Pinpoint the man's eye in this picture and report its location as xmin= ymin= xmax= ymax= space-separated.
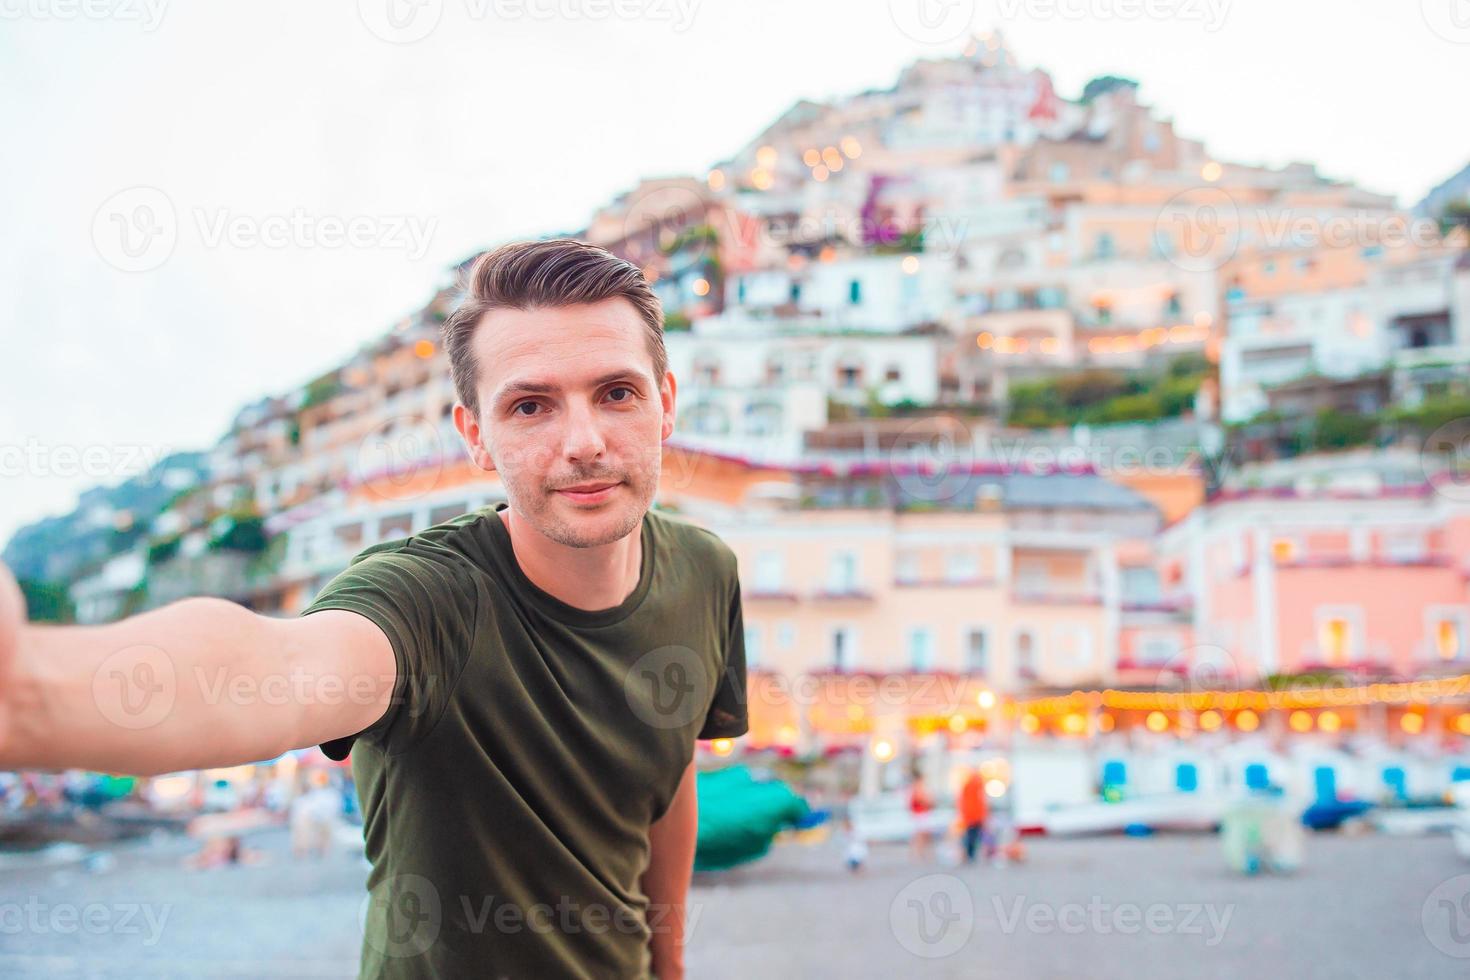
xmin=513 ymin=401 xmax=540 ymax=416
xmin=607 ymin=386 xmax=635 ymax=402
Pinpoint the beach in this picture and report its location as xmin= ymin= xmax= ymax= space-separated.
xmin=0 ymin=825 xmax=1463 ymax=978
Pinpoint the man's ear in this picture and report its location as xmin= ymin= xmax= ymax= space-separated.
xmin=660 ymin=370 xmax=677 ymax=441
xmin=452 ymin=403 xmax=495 ymax=472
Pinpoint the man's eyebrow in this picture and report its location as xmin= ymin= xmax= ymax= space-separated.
xmin=491 ymin=369 xmax=650 ymax=408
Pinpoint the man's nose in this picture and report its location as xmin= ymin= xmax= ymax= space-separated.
xmin=560 ymin=398 xmax=607 ymax=463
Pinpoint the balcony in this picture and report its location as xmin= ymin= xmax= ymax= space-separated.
xmin=810 ymin=587 xmax=875 ymax=603
xmin=744 ymin=587 xmax=801 ymax=603
xmin=1010 ymin=590 xmax=1103 ymax=607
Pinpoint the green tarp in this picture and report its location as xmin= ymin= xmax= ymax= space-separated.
xmin=694 ymin=766 xmax=810 ymax=872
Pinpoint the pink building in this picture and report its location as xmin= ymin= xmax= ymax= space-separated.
xmin=1159 ymin=452 xmax=1470 ymax=680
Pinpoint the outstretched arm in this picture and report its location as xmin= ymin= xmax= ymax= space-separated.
xmin=0 ymin=560 xmax=396 ymax=777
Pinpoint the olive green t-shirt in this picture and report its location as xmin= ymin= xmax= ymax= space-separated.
xmin=299 ymin=502 xmax=748 ymax=980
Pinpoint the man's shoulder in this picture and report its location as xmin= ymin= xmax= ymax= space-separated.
xmin=646 ymin=507 xmax=736 ymax=581
xmin=344 ymin=507 xmax=492 ymax=570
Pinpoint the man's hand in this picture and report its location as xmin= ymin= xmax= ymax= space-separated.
xmin=0 ymin=561 xmax=25 ymax=756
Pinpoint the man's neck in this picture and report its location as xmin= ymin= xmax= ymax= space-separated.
xmin=498 ymin=506 xmax=643 ymax=612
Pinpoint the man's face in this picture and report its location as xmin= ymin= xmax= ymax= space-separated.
xmin=454 ymin=297 xmax=675 ymax=548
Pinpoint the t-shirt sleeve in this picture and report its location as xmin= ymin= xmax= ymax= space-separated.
xmin=298 ymin=546 xmax=477 ymax=760
xmin=697 ymin=563 xmax=749 ymax=741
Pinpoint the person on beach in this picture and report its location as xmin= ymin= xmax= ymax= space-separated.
xmin=908 ymin=773 xmax=935 ymax=861
xmin=957 ymin=767 xmax=990 ymax=865
xmin=0 ymin=240 xmax=748 ymax=980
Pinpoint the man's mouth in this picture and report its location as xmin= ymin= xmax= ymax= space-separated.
xmin=554 ymin=481 xmax=621 ymax=503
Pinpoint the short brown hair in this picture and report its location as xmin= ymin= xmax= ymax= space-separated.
xmin=441 ymin=238 xmax=667 ymax=417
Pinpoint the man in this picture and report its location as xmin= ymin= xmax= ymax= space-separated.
xmin=0 ymin=239 xmax=748 ymax=979
xmin=957 ymin=767 xmax=989 ymax=864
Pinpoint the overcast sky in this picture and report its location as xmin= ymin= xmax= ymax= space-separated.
xmin=2 ymin=0 xmax=1466 ymax=547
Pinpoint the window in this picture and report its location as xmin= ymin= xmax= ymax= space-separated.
xmin=1015 ymin=630 xmax=1037 ymax=679
xmin=744 ymin=626 xmax=762 ymax=669
xmin=777 ymin=621 xmax=796 ymax=649
xmin=908 ymin=628 xmax=935 ymax=672
xmin=1435 ymin=618 xmax=1463 ymax=661
xmin=1383 ymin=531 xmax=1426 ymax=563
xmin=754 ymin=550 xmax=785 ymax=591
xmin=896 ymin=551 xmax=920 ymax=584
xmin=1319 ymin=617 xmax=1352 ymax=665
xmin=1271 ymin=538 xmax=1298 ymax=564
xmin=848 ymin=279 xmax=862 ymax=305
xmin=832 ymin=627 xmax=854 ymax=672
xmin=1137 ymin=632 xmax=1180 ymax=665
xmin=1315 ymin=607 xmax=1363 ymax=665
xmin=1166 ymin=292 xmax=1182 ymax=317
xmin=964 ymin=629 xmax=989 ymax=674
xmin=789 ymin=282 xmax=803 ymax=303
xmin=828 ymin=551 xmax=859 ymax=592
xmin=945 ymin=551 xmax=977 ymax=582
xmin=1094 ymin=233 xmax=1116 ymax=261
